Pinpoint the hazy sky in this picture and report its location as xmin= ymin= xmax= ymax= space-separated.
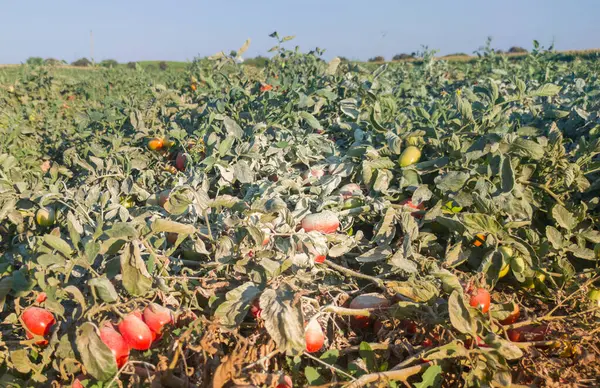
xmin=1 ymin=0 xmax=599 ymax=63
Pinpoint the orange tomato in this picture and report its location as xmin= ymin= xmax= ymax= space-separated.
xmin=148 ymin=138 xmax=164 ymax=151
xmin=260 ymin=84 xmax=273 ymax=92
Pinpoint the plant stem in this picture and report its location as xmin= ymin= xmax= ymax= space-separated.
xmin=343 ymin=361 xmax=433 ymax=388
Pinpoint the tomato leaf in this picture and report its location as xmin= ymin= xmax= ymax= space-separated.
xmin=259 ymin=286 xmax=305 ymax=355
xmin=120 ymin=240 xmax=152 ymax=296
xmin=76 ymin=322 xmax=118 ymax=381
xmin=214 ymin=282 xmax=261 ymax=329
xmin=448 ymin=290 xmax=473 ymax=334
xmin=414 ymin=364 xmax=443 ymax=388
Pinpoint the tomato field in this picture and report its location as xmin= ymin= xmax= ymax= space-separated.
xmin=1 ymin=37 xmax=600 ymax=387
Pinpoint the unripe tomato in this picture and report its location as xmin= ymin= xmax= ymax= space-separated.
xmin=522 ymin=272 xmax=546 ymax=289
xmin=349 ymin=293 xmax=390 ymax=330
xmin=120 ymin=196 xmax=135 ymax=209
xmin=305 ymin=319 xmax=325 ymax=353
xmin=175 ymin=152 xmax=187 ymax=171
xmin=148 ymin=138 xmax=164 ymax=151
xmin=472 ymin=233 xmax=486 ymax=247
xmin=343 ymin=198 xmax=364 ymax=209
xmin=498 ymin=247 xmax=513 ymax=279
xmin=469 ymin=288 xmax=491 ymax=313
xmin=99 ymin=322 xmax=130 ymax=368
xmin=36 ymin=206 xmax=55 ymax=227
xmin=22 ymin=307 xmax=55 ymax=343
xmin=399 ymin=146 xmax=421 ymax=167
xmin=301 ymin=211 xmax=339 ymax=234
xmin=443 ymin=200 xmax=462 ymax=213
xmin=588 ymin=288 xmax=600 ymax=307
xmin=499 ymin=303 xmax=520 ymax=325
xmin=142 ymin=303 xmax=173 ymax=335
xmin=261 ymin=228 xmax=271 ymax=246
xmin=118 ymin=313 xmax=153 ymax=351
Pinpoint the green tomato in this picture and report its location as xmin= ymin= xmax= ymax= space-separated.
xmin=522 ymin=272 xmax=545 ymax=289
xmin=399 ymin=146 xmax=421 ymax=167
xmin=443 ymin=200 xmax=463 ymax=213
xmin=343 ymin=198 xmax=364 ymax=209
xmin=588 ymin=288 xmax=600 ymax=306
xmin=36 ymin=206 xmax=56 ymax=227
xmin=120 ymin=196 xmax=135 ymax=209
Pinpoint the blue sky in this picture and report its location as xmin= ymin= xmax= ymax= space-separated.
xmin=1 ymin=0 xmax=599 ymax=63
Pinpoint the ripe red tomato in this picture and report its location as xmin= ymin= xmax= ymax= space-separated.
xmin=118 ymin=313 xmax=153 ymax=351
xmin=399 ymin=199 xmax=425 ymax=218
xmin=250 ymin=299 xmax=262 ymax=319
xmin=22 ymin=307 xmax=55 ymax=343
xmin=469 ymin=288 xmax=491 ymax=313
xmin=175 ymin=152 xmax=187 ymax=171
xmin=166 ymin=232 xmax=178 ymax=245
xmin=305 ymin=319 xmax=325 ymax=353
xmin=142 ymin=303 xmax=173 ymax=335
xmin=275 ymin=375 xmax=293 ymax=388
xmin=314 ymin=255 xmax=326 ymax=263
xmin=36 ymin=292 xmax=47 ymax=303
xmin=339 ymin=183 xmax=362 ymax=199
xmin=400 ymin=319 xmax=418 ymax=334
xmin=301 ymin=211 xmax=340 ymax=234
xmin=507 ymin=325 xmax=548 ymax=342
xmin=422 ymin=338 xmax=433 ymax=347
xmin=499 ymin=304 xmax=520 ymax=325
xmin=99 ymin=322 xmax=130 ymax=368
xmin=148 ymin=138 xmax=164 ymax=151
xmin=349 ymin=294 xmax=390 ymax=330
xmin=71 ymin=375 xmax=90 ymax=388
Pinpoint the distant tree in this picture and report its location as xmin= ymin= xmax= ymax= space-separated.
xmin=244 ymin=56 xmax=269 ymax=67
xmin=392 ymin=53 xmax=414 ymax=61
xmin=494 ymin=49 xmax=505 ymax=55
xmin=72 ymin=58 xmax=92 ymax=67
xmin=159 ymin=61 xmax=168 ymax=71
xmin=145 ymin=64 xmax=157 ymax=72
xmin=508 ymin=46 xmax=528 ymax=54
xmin=127 ymin=62 xmax=137 ymax=69
xmin=100 ymin=59 xmax=119 ymax=68
xmin=368 ymin=56 xmax=385 ymax=63
xmin=444 ymin=53 xmax=468 ymax=57
xmin=26 ymin=57 xmax=44 ymax=66
xmin=44 ymin=58 xmax=62 ymax=66
xmin=338 ymin=56 xmax=350 ymax=62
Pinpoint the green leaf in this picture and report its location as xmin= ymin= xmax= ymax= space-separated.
xmin=305 ymin=366 xmax=325 ymax=385
xmin=530 ymin=83 xmax=561 ymax=97
xmin=434 ymin=171 xmax=469 ymax=193
xmin=359 ymin=342 xmax=376 ymax=372
xmin=448 ymin=290 xmax=473 ymax=334
xmin=500 ymin=157 xmax=515 ymax=193
xmin=88 ymin=276 xmax=119 ymax=303
xmin=546 ymin=226 xmax=563 ymax=249
xmin=151 ymin=219 xmax=196 ymax=235
xmin=9 ymin=349 xmax=32 ymax=374
xmin=510 ymin=138 xmax=544 ymax=160
xmin=214 ymin=282 xmax=261 ymax=329
xmin=0 ymin=276 xmax=12 ymax=312
xmin=120 ymin=241 xmax=152 ymax=296
xmin=461 ymin=213 xmax=501 ymax=235
xmin=260 ymin=286 xmax=305 ymax=355
xmin=43 ymin=234 xmax=73 ymax=257
xmin=299 ymin=111 xmax=322 ymax=130
xmin=414 ymin=364 xmax=443 ymax=388
xmin=223 ymin=116 xmax=243 ymax=137
xmin=63 ymin=285 xmax=86 ymax=317
xmin=551 ymin=204 xmax=578 ymax=231
xmin=76 ymin=322 xmax=118 ymax=381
